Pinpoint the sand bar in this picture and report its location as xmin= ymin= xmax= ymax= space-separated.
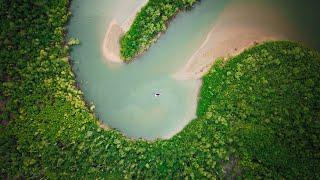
xmin=173 ymin=2 xmax=296 ymax=80
xmin=102 ymin=0 xmax=148 ymax=63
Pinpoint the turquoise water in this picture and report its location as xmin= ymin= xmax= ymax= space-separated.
xmin=68 ymin=0 xmax=320 ymax=140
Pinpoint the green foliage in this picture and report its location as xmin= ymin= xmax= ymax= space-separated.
xmin=198 ymin=41 xmax=320 ymax=178
xmin=120 ymin=0 xmax=198 ymax=62
xmin=0 ymin=0 xmax=319 ymax=179
xmin=67 ymin=37 xmax=80 ymax=46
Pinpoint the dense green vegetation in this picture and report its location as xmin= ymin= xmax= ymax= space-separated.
xmin=120 ymin=0 xmax=198 ymax=61
xmin=1 ymin=0 xmax=319 ymax=179
xmin=198 ymin=41 xmax=320 ymax=178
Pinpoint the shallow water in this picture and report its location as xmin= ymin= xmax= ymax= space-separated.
xmin=68 ymin=0 xmax=320 ymax=140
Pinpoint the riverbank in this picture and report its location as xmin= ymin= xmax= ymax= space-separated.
xmin=173 ymin=2 xmax=295 ymax=80
xmin=102 ymin=0 xmax=148 ymax=63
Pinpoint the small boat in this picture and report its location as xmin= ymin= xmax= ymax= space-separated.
xmin=154 ymin=93 xmax=161 ymax=97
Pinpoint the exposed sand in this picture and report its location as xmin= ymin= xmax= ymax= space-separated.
xmin=102 ymin=20 xmax=124 ymax=63
xmin=102 ymin=0 xmax=148 ymax=63
xmin=173 ymin=2 xmax=296 ymax=80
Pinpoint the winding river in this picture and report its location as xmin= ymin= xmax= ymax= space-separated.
xmin=68 ymin=0 xmax=320 ymax=140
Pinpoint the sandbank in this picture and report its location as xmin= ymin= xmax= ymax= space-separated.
xmin=102 ymin=0 xmax=148 ymax=63
xmin=173 ymin=2 xmax=296 ymax=80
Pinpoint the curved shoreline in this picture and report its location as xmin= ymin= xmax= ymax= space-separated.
xmin=101 ymin=0 xmax=298 ymax=139
xmin=173 ymin=2 xmax=295 ymax=80
xmin=102 ymin=0 xmax=148 ymax=63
